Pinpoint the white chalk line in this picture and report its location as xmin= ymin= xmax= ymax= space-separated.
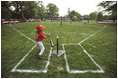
xmin=62 ymin=26 xmax=106 ymax=46
xmin=55 ymin=31 xmax=90 ymax=36
xmin=78 ymin=26 xmax=106 ymax=44
xmin=79 ymin=44 xmax=104 ymax=73
xmin=10 ymin=24 xmax=53 ymax=73
xmin=13 ymin=69 xmax=46 ymax=73
xmin=11 ymin=44 xmax=37 ymax=72
xmin=62 ymin=44 xmax=104 ymax=73
xmin=88 ymin=43 xmax=97 ymax=48
xmin=11 ymin=45 xmax=53 ymax=73
xmin=62 ymin=44 xmax=70 ymax=72
xmin=62 ymin=26 xmax=106 ymax=73
xmin=54 ymin=31 xmax=76 ymax=34
xmin=44 ymin=47 xmax=53 ymax=72
xmin=69 ymin=70 xmax=104 ymax=73
xmin=9 ymin=23 xmax=105 ymax=73
xmin=80 ymin=33 xmax=90 ymax=36
xmin=9 ymin=24 xmax=35 ymax=43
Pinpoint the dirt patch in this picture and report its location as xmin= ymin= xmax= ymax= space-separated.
xmin=57 ymin=66 xmax=64 ymax=71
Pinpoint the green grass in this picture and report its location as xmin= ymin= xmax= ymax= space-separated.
xmin=1 ymin=21 xmax=117 ymax=78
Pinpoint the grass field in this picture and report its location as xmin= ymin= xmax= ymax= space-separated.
xmin=1 ymin=21 xmax=117 ymax=78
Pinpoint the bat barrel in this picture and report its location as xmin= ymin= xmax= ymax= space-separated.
xmin=49 ymin=35 xmax=54 ymax=47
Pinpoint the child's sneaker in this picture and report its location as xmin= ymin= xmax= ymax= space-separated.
xmin=37 ymin=55 xmax=43 ymax=60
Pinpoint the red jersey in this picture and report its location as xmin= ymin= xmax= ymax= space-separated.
xmin=36 ymin=31 xmax=47 ymax=41
xmin=35 ymin=25 xmax=47 ymax=42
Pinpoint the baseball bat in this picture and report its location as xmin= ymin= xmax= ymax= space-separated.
xmin=49 ymin=35 xmax=54 ymax=47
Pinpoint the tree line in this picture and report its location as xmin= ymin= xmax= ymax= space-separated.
xmin=1 ymin=1 xmax=117 ymax=21
xmin=1 ymin=1 xmax=59 ymax=21
xmin=83 ymin=1 xmax=117 ymax=21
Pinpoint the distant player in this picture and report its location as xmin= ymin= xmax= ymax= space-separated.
xmin=36 ymin=25 xmax=50 ymax=60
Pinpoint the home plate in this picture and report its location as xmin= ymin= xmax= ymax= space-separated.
xmin=53 ymin=50 xmax=64 ymax=57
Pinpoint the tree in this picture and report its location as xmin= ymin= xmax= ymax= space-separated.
xmin=68 ymin=10 xmax=76 ymax=21
xmin=97 ymin=12 xmax=103 ymax=19
xmin=37 ymin=2 xmax=46 ymax=20
xmin=75 ymin=12 xmax=81 ymax=19
xmin=24 ymin=8 xmax=38 ymax=19
xmin=89 ymin=12 xmax=97 ymax=20
xmin=103 ymin=15 xmax=112 ymax=20
xmin=46 ymin=3 xmax=59 ymax=20
xmin=98 ymin=1 xmax=117 ymax=20
xmin=9 ymin=1 xmax=39 ymax=19
xmin=68 ymin=10 xmax=81 ymax=21
xmin=1 ymin=1 xmax=12 ymax=20
xmin=83 ymin=15 xmax=89 ymax=20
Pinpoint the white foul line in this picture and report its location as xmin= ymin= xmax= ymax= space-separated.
xmin=9 ymin=24 xmax=35 ymax=43
xmin=63 ymin=26 xmax=106 ymax=73
xmin=79 ymin=26 xmax=106 ymax=44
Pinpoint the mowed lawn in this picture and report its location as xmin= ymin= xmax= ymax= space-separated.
xmin=1 ymin=21 xmax=117 ymax=78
